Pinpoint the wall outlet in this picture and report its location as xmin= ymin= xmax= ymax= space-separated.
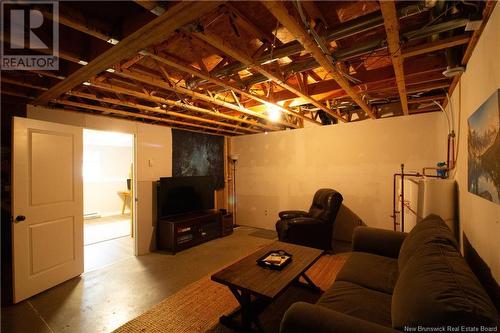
xmin=264 ymin=209 xmax=269 ymax=216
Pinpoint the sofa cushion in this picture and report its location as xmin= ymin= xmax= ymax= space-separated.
xmin=398 ymin=214 xmax=458 ymax=270
xmin=318 ymin=281 xmax=393 ymax=327
xmin=392 ymin=242 xmax=499 ymax=330
xmin=336 ymin=252 xmax=398 ymax=294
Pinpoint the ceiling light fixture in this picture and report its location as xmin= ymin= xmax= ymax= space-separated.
xmin=107 ymin=38 xmax=119 ymax=45
xmin=442 ymin=66 xmax=465 ymax=78
xmin=265 ymin=103 xmax=281 ymax=122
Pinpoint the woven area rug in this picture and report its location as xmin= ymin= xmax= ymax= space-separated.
xmin=113 ymin=253 xmax=348 ymax=333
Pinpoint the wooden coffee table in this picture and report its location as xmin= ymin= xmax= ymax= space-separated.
xmin=211 ymin=241 xmax=323 ymax=332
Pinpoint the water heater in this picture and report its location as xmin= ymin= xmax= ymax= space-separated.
xmin=416 ymin=178 xmax=457 ymax=235
xmin=399 ymin=178 xmax=457 ymax=235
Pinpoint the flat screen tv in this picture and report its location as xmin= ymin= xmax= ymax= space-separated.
xmin=157 ymin=176 xmax=215 ymax=218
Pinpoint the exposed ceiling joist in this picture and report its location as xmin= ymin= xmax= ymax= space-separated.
xmin=380 ymin=0 xmax=409 ymax=116
xmin=55 ymin=99 xmax=242 ymax=135
xmin=86 ymin=81 xmax=273 ymax=131
xmin=144 ymin=51 xmax=319 ymax=126
xmin=246 ymin=62 xmax=447 ymax=109
xmin=38 ymin=4 xmax=117 ymax=43
xmin=407 ymin=95 xmax=446 ymax=104
xmin=225 ymin=3 xmax=275 ymax=43
xmin=261 ymin=1 xmax=376 ymax=120
xmin=134 ymin=0 xmax=167 ymax=16
xmin=190 ymin=2 xmax=433 ymax=88
xmin=2 ymin=90 xmax=34 ymax=99
xmin=460 ymin=0 xmax=497 ymax=66
xmin=114 ymin=69 xmax=290 ymax=130
xmin=445 ymin=0 xmax=497 ymax=109
xmin=1 ymin=78 xmax=48 ymax=91
xmin=402 ymin=35 xmax=471 ymax=59
xmin=33 ymin=1 xmax=224 ymax=105
xmin=193 ymin=30 xmax=347 ymax=122
xmin=30 ymin=70 xmax=66 ymax=80
xmin=65 ymin=91 xmax=260 ymax=133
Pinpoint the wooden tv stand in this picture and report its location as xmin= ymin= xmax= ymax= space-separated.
xmin=156 ymin=210 xmax=222 ymax=254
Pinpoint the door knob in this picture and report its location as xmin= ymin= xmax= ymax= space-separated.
xmin=14 ymin=215 xmax=26 ymax=223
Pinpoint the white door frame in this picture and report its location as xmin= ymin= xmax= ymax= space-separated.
xmin=82 ymin=128 xmax=138 ymax=256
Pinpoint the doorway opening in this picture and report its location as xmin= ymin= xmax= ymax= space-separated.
xmin=83 ymin=129 xmax=135 ymax=272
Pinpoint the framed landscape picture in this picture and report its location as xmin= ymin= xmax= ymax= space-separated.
xmin=467 ymin=89 xmax=500 ymax=204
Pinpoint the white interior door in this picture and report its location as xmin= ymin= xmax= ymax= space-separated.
xmin=12 ymin=117 xmax=83 ymax=303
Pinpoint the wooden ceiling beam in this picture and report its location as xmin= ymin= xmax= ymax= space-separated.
xmin=246 ymin=64 xmax=447 ymax=108
xmin=38 ymin=4 xmax=117 ymax=43
xmin=445 ymin=0 xmax=496 ymax=108
xmin=33 ymin=1 xmax=224 ymax=105
xmin=134 ymin=0 xmax=167 ymax=16
xmin=66 ymin=90 xmax=260 ymax=133
xmin=225 ymin=3 xmax=275 ymax=44
xmin=1 ymin=78 xmax=49 ymax=91
xmin=402 ymin=35 xmax=471 ymax=59
xmin=236 ymin=34 xmax=456 ymax=90
xmin=261 ymin=1 xmax=375 ymax=120
xmin=407 ymin=95 xmax=446 ymax=104
xmin=2 ymin=90 xmax=34 ymax=99
xmin=30 ymin=70 xmax=66 ymax=80
xmin=192 ymin=30 xmax=347 ymax=122
xmin=114 ymin=69 xmax=286 ymax=130
xmin=49 ymin=106 xmax=233 ymax=137
xmin=2 ymin=33 xmax=86 ymax=65
xmin=301 ymin=1 xmax=328 ymax=30
xmin=144 ymin=51 xmax=320 ymax=126
xmin=85 ymin=81 xmax=272 ymax=130
xmin=54 ymin=99 xmax=243 ymax=136
xmin=379 ymin=0 xmax=408 ymax=116
xmin=460 ymin=0 xmax=496 ymax=66
xmin=409 ymin=106 xmax=441 ymax=114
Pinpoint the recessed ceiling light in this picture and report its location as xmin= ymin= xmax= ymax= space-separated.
xmin=107 ymin=38 xmax=119 ymax=45
xmin=78 ymin=60 xmax=88 ymax=65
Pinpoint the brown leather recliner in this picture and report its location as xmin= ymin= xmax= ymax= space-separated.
xmin=276 ymin=189 xmax=343 ymax=250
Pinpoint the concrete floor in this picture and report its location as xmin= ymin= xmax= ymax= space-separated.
xmin=1 ymin=227 xmax=275 ymax=333
xmin=84 ymin=236 xmax=134 ymax=273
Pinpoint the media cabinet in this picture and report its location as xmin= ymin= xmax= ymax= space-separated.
xmin=157 ymin=210 xmax=223 ymax=253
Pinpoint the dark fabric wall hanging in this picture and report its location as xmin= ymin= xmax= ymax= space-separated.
xmin=172 ymin=129 xmax=225 ymax=189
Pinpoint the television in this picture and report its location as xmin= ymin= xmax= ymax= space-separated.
xmin=157 ymin=176 xmax=215 ymax=218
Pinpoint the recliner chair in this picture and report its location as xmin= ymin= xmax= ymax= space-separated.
xmin=276 ymin=189 xmax=343 ymax=250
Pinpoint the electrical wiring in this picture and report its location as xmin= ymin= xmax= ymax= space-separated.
xmin=449 ymin=81 xmax=462 ymax=179
xmin=433 ymin=100 xmax=451 ymax=135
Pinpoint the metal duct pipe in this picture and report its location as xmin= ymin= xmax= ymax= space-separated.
xmin=188 ymin=2 xmax=433 ymax=88
xmin=240 ymin=18 xmax=469 ymax=87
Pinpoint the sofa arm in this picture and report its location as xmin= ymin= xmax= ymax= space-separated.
xmin=280 ymin=302 xmax=399 ymax=333
xmin=352 ymin=227 xmax=407 ymax=258
xmin=279 ymin=210 xmax=308 ymax=219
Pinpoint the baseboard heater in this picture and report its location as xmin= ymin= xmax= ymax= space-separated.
xmin=84 ymin=212 xmax=101 ymax=220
